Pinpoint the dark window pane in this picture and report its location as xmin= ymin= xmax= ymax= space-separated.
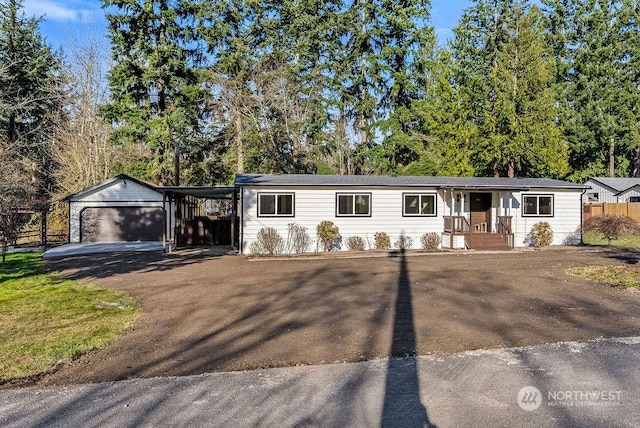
xmin=524 ymin=196 xmax=537 ymax=215
xmin=259 ymin=194 xmax=276 ymax=215
xmin=355 ymin=194 xmax=370 ymax=215
xmin=421 ymin=195 xmax=435 ymax=215
xmin=277 ymin=194 xmax=293 ymax=215
xmin=405 ymin=195 xmax=419 ymax=215
xmin=338 ymin=195 xmax=353 ymax=215
xmin=539 ymin=196 xmax=552 ymax=215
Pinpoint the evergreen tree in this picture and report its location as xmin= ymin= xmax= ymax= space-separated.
xmin=477 ymin=4 xmax=568 ymax=177
xmin=101 ymin=0 xmax=208 ymax=185
xmin=447 ymin=0 xmax=568 ymax=178
xmin=544 ymin=0 xmax=640 ymax=180
xmin=0 ymin=0 xmax=64 ymax=195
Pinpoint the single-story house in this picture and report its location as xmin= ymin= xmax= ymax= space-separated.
xmin=65 ymin=174 xmax=236 ymax=248
xmin=65 ymin=173 xmax=587 ymax=253
xmin=583 ymin=177 xmax=640 ymax=203
xmin=235 ymin=174 xmax=588 ymax=253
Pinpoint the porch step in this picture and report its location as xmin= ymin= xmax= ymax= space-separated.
xmin=465 ymin=233 xmax=512 ymax=251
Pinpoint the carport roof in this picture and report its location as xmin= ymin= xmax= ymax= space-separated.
xmin=160 ymin=186 xmax=236 ymax=199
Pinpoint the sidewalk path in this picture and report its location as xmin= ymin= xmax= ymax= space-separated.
xmin=1 ymin=337 xmax=639 ymax=427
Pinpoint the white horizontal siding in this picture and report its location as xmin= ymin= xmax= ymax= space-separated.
xmin=241 ymin=186 xmax=446 ymax=253
xmin=511 ymin=189 xmax=583 ymax=246
xmin=241 ymin=186 xmax=585 ymax=253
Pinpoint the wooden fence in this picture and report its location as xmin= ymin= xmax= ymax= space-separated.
xmin=584 ymin=203 xmax=640 ymax=223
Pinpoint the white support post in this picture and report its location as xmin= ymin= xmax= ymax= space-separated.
xmin=449 ymin=190 xmax=454 ymax=216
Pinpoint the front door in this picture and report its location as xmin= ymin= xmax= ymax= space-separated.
xmin=470 ymin=193 xmax=492 ymax=233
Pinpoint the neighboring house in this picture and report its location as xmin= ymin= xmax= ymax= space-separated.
xmin=583 ymin=178 xmax=640 ymax=203
xmin=235 ymin=174 xmax=588 ymax=253
xmin=65 ymin=174 xmax=173 ymax=243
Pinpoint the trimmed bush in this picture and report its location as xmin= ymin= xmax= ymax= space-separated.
xmin=420 ymin=233 xmax=441 ymax=251
xmin=529 ymin=222 xmax=554 ymax=247
xmin=250 ymin=227 xmax=283 ymax=255
xmin=317 ymin=221 xmax=340 ymax=251
xmin=345 ymin=236 xmax=366 ymax=251
xmin=374 ymin=232 xmax=391 ymax=250
xmin=394 ymin=235 xmax=413 ymax=250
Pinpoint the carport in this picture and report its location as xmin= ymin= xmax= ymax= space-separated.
xmin=160 ymin=186 xmax=238 ymax=252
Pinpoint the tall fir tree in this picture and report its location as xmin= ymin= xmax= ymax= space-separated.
xmin=447 ymin=0 xmax=568 ymax=178
xmin=101 ymin=0 xmax=208 ymax=185
xmin=0 ymin=0 xmax=64 ymax=195
xmin=477 ymin=4 xmax=568 ymax=177
xmin=544 ymin=0 xmax=640 ymax=180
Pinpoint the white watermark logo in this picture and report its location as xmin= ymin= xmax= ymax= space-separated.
xmin=518 ymin=386 xmax=542 ymax=411
xmin=518 ymin=386 xmax=622 ymax=411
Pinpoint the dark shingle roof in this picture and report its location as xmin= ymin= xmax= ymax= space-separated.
xmin=235 ymin=174 xmax=587 ymax=190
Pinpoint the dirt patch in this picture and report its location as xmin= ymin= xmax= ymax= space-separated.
xmin=36 ymin=247 xmax=640 ymax=386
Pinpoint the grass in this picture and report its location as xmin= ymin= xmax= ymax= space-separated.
xmin=568 ymin=265 xmax=640 ymax=288
xmin=0 ymin=252 xmax=139 ymax=382
xmin=582 ymin=231 xmax=640 ymax=249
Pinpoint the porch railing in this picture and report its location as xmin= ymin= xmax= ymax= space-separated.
xmin=444 ymin=216 xmax=470 ymax=234
xmin=497 ymin=216 xmax=514 ymax=249
xmin=443 ymin=216 xmax=471 ymax=249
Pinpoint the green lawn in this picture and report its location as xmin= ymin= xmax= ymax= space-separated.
xmin=568 ymin=265 xmax=640 ymax=288
xmin=582 ymin=231 xmax=640 ymax=249
xmin=0 ymin=253 xmax=139 ymax=382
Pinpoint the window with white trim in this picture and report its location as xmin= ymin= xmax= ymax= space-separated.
xmin=523 ymin=195 xmax=553 ymax=216
xmin=587 ymin=193 xmax=599 ymax=202
xmin=258 ymin=193 xmax=294 ymax=216
xmin=336 ymin=193 xmax=371 ymax=216
xmin=403 ymin=193 xmax=437 ymax=216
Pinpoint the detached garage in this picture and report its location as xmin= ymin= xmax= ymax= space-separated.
xmin=66 ymin=175 xmax=171 ymax=243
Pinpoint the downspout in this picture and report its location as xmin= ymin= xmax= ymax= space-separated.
xmin=239 ymin=188 xmax=244 ymax=254
xmin=162 ymin=190 xmax=167 ymax=253
xmin=67 ymin=199 xmax=71 ymax=243
xmin=580 ymin=188 xmax=588 ymax=245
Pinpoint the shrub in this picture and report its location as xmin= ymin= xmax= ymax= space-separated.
xmin=286 ymin=223 xmax=310 ymax=254
xmin=374 ymin=232 xmax=391 ymax=250
xmin=420 ymin=233 xmax=441 ymax=251
xmin=316 ymin=220 xmax=340 ymax=251
xmin=250 ymin=227 xmax=283 ymax=255
xmin=529 ymin=222 xmax=554 ymax=247
xmin=345 ymin=236 xmax=366 ymax=251
xmin=582 ymin=215 xmax=640 ymax=245
xmin=394 ymin=235 xmax=413 ymax=250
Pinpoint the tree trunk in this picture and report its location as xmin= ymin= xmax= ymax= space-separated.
xmin=633 ymin=145 xmax=640 ymax=178
xmin=507 ymin=158 xmax=515 ymax=178
xmin=235 ymin=114 xmax=244 ymax=173
xmin=609 ymin=137 xmax=615 ymax=177
xmin=173 ymin=141 xmax=180 ymax=186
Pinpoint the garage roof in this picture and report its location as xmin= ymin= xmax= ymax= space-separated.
xmin=64 ymin=174 xmax=160 ymax=202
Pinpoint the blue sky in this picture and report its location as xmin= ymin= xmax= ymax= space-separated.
xmin=24 ymin=0 xmax=471 ymax=52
